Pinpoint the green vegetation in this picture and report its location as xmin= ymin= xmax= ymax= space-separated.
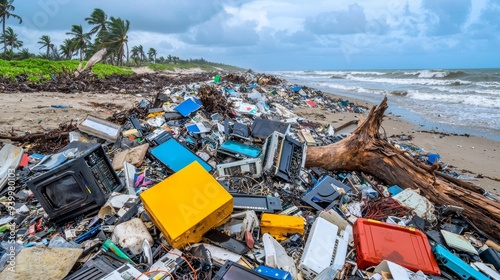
xmin=147 ymin=58 xmax=243 ymax=72
xmin=0 ymin=2 xmax=243 ymax=75
xmin=0 ymin=58 xmax=133 ymax=81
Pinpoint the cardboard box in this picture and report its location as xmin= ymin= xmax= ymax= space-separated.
xmin=140 ymin=162 xmax=233 ymax=249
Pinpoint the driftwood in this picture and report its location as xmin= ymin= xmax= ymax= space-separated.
xmin=74 ymin=48 xmax=107 ymax=78
xmin=306 ymin=96 xmax=500 ymax=241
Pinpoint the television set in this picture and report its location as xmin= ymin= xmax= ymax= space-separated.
xmin=28 ymin=142 xmax=122 ymax=224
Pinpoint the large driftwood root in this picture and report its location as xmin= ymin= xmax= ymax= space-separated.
xmin=306 ymin=96 xmax=500 ymax=241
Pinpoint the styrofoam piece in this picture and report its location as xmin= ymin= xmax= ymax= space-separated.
xmin=299 ymin=217 xmax=338 ymax=279
xmin=112 ymin=218 xmax=153 ymax=255
xmin=441 ymin=230 xmax=478 ymax=255
xmin=472 ymin=262 xmax=500 ymax=280
xmin=0 ymin=144 xmax=23 ymax=191
xmin=393 ymin=188 xmax=436 ymax=222
xmin=262 ymin=233 xmax=297 ymax=279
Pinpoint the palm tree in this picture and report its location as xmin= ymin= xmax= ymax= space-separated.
xmin=85 ymin=8 xmax=108 ymax=42
xmin=0 ymin=26 xmax=21 ymax=52
xmin=102 ymin=16 xmax=129 ymax=65
xmin=147 ymin=47 xmax=157 ymax=64
xmin=0 ymin=0 xmax=22 ymax=57
xmin=16 ymin=47 xmax=32 ymax=59
xmin=131 ymin=45 xmax=141 ymax=66
xmin=38 ymin=35 xmax=53 ymax=59
xmin=59 ymin=38 xmax=75 ymax=60
xmin=66 ymin=24 xmax=91 ymax=61
xmin=137 ymin=44 xmax=145 ymax=64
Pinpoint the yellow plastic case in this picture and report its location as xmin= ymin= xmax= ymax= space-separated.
xmin=140 ymin=161 xmax=233 ymax=249
xmin=260 ymin=213 xmax=305 ymax=241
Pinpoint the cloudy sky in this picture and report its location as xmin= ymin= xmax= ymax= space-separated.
xmin=6 ymin=0 xmax=500 ymax=70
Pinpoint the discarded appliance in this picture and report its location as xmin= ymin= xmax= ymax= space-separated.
xmin=28 ymin=142 xmax=122 ymax=224
xmin=217 ymin=158 xmax=263 ymax=178
xmin=150 ymin=138 xmax=213 ymax=172
xmin=203 ymin=229 xmax=249 ymax=255
xmin=262 ymin=131 xmax=306 ymax=182
xmin=148 ymin=248 xmax=184 ymax=277
xmin=432 ymin=244 xmax=488 ymax=280
xmin=145 ymin=128 xmax=172 ymax=146
xmin=353 ymin=218 xmax=440 ymax=275
xmin=63 ymin=255 xmax=121 ymax=280
xmin=260 ymin=213 xmax=304 ymax=241
xmin=299 ymin=129 xmax=318 ymax=146
xmin=299 ymin=217 xmax=338 ymax=280
xmin=301 ymin=175 xmax=352 ymax=210
xmin=251 ymin=118 xmax=290 ymax=139
xmin=101 ymin=263 xmax=149 ymax=280
xmin=219 ymin=140 xmax=262 ymax=159
xmin=231 ymin=194 xmax=282 ymax=213
xmin=140 ymin=161 xmax=233 ymax=249
xmin=213 ymin=260 xmax=272 ymax=280
xmin=78 ymin=115 xmax=122 ymax=142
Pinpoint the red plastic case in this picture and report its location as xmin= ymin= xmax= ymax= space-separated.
xmin=353 ymin=218 xmax=440 ymax=275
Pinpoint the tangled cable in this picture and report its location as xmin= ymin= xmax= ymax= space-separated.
xmin=362 ymin=197 xmax=411 ymax=221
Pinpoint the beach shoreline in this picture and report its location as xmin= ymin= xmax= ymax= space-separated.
xmin=0 ymin=71 xmax=498 ymax=196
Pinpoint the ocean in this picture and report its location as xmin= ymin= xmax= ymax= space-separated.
xmin=269 ymin=69 xmax=500 ymax=141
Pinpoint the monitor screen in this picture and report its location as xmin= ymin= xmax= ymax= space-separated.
xmin=43 ymin=174 xmax=87 ymax=209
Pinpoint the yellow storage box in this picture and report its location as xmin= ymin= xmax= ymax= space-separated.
xmin=140 ymin=161 xmax=233 ymax=249
xmin=260 ymin=213 xmax=305 ymax=241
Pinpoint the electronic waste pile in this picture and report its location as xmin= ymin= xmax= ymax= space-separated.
xmin=0 ymin=72 xmax=499 ymax=280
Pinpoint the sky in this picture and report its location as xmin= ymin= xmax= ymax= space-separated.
xmin=5 ymin=0 xmax=500 ymax=70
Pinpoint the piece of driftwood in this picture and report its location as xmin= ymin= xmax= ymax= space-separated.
xmin=74 ymin=48 xmax=107 ymax=78
xmin=306 ymin=96 xmax=500 ymax=241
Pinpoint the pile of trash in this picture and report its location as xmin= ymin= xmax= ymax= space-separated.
xmin=0 ymin=72 xmax=499 ymax=280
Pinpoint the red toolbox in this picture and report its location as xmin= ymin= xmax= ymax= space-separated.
xmin=353 ymin=218 xmax=440 ymax=275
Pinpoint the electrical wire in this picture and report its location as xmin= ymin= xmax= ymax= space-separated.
xmin=161 ymin=244 xmax=198 ymax=280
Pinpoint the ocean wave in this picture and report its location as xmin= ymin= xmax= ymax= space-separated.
xmin=344 ymin=76 xmax=472 ymax=86
xmin=429 ymin=86 xmax=500 ymax=96
xmin=401 ymin=69 xmax=467 ymax=79
xmin=407 ymin=91 xmax=500 ymax=108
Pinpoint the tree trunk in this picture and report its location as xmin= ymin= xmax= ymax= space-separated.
xmin=305 ymin=96 xmax=500 ymax=241
xmin=3 ymin=17 xmax=6 ymax=57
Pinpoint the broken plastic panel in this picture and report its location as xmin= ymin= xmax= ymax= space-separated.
xmin=219 ymin=140 xmax=262 ymax=159
xmin=302 ymin=175 xmax=352 ymax=211
xmin=150 ymin=138 xmax=213 ymax=172
xmin=262 ymin=233 xmax=297 ymax=279
xmin=174 ymin=97 xmax=202 ymax=117
xmin=433 ymin=244 xmax=487 ymax=280
xmin=299 ymin=217 xmax=338 ymax=280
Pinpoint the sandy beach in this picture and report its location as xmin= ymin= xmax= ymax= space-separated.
xmin=1 ymin=74 xmax=499 ymax=196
